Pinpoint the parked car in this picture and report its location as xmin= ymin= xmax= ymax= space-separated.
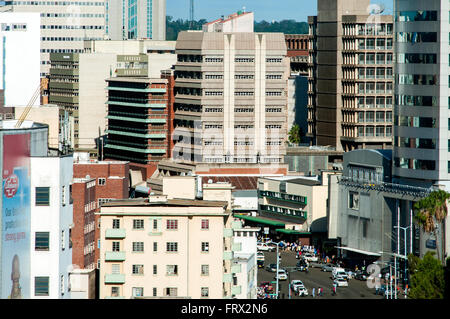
xmin=332 ymin=267 xmax=348 ymax=280
xmin=257 ymin=259 xmax=264 ymax=268
xmin=334 ymin=276 xmax=349 ymax=287
xmin=274 ymin=269 xmax=288 ymax=281
xmin=265 ymin=263 xmax=277 ymax=272
xmin=290 ymin=280 xmax=304 ymax=293
xmin=297 ymin=286 xmax=309 ymax=297
xmin=257 ymin=242 xmax=275 ymax=252
xmin=321 ymin=264 xmax=334 ymax=272
xmin=257 ymin=251 xmax=265 ymax=261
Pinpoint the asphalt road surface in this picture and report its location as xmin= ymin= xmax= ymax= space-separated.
xmin=257 ymin=250 xmax=385 ymax=299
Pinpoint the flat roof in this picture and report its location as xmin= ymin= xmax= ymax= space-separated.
xmin=101 ymin=197 xmax=228 ymax=208
xmin=106 ymin=77 xmax=167 ymax=84
xmin=262 ymin=176 xmax=321 ymax=186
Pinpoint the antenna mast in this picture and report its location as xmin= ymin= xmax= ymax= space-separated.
xmin=189 ymin=0 xmax=194 ymax=29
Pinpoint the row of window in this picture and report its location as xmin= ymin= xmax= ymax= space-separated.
xmin=112 ymin=218 xmax=210 ymax=231
xmin=112 ymin=241 xmax=210 ymax=253
xmin=110 ymin=286 xmax=209 ymax=298
xmin=41 ymin=25 xmax=104 ymax=29
xmin=9 ymin=1 xmax=105 ymax=6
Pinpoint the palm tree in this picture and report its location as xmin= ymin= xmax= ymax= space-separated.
xmin=413 ymin=189 xmax=450 ymax=263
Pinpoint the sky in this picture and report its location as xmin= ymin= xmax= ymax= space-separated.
xmin=167 ymin=0 xmax=393 ymax=22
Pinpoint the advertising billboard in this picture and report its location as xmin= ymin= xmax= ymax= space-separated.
xmin=1 ymin=133 xmax=31 ymax=299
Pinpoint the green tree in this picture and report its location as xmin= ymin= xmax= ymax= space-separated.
xmin=288 ymin=124 xmax=302 ymax=145
xmin=408 ymin=252 xmax=445 ymax=299
xmin=413 ymin=189 xmax=450 ymax=263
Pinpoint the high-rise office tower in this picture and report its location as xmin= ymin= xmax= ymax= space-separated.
xmin=0 ymin=0 xmax=107 ymax=76
xmin=105 ymin=0 xmax=166 ymax=41
xmin=173 ymin=31 xmax=289 ymax=164
xmin=307 ymin=0 xmax=394 ymax=151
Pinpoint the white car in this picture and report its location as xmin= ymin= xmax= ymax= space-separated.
xmin=303 ymin=253 xmax=318 ymax=262
xmin=257 ymin=242 xmax=275 ymax=252
xmin=290 ymin=280 xmax=304 ymax=292
xmin=297 ymin=286 xmax=309 ymax=297
xmin=334 ymin=276 xmax=349 ymax=287
xmin=256 ymin=251 xmax=265 ymax=261
xmin=274 ymin=269 xmax=288 ymax=281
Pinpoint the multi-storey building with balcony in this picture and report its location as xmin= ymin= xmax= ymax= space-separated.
xmin=173 ymin=31 xmax=289 ymax=164
xmin=307 ymin=0 xmax=394 ymax=151
xmin=97 ymin=195 xmax=242 ymax=299
xmin=104 ymin=77 xmax=172 ymax=165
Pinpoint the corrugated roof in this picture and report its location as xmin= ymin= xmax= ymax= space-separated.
xmin=202 ymin=176 xmax=259 ymax=190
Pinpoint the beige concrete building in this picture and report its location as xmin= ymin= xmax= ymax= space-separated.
xmin=173 ymin=31 xmax=289 ymax=164
xmin=307 ymin=0 xmax=394 ymax=151
xmin=97 ymin=196 xmax=242 ymax=299
xmin=48 ymin=39 xmax=176 ymax=156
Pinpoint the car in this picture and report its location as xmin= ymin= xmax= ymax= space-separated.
xmin=334 ymin=276 xmax=349 ymax=287
xmin=296 ymin=260 xmax=309 ymax=272
xmin=303 ymin=253 xmax=318 ymax=262
xmin=332 ymin=268 xmax=348 ymax=280
xmin=290 ymin=280 xmax=304 ymax=292
xmin=274 ymin=269 xmax=288 ymax=281
xmin=265 ymin=263 xmax=277 ymax=272
xmin=355 ymin=270 xmax=369 ymax=281
xmin=321 ymin=264 xmax=334 ymax=272
xmin=345 ymin=269 xmax=354 ymax=279
xmin=297 ymin=286 xmax=309 ymax=297
xmin=257 ymin=251 xmax=265 ymax=261
xmin=257 ymin=242 xmax=275 ymax=252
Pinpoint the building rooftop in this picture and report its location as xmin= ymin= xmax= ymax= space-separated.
xmin=101 ymin=197 xmax=228 ymax=208
xmin=0 ymin=120 xmax=48 ymax=130
xmin=262 ymin=175 xmax=322 ymax=186
xmin=106 ymin=77 xmax=168 ymax=84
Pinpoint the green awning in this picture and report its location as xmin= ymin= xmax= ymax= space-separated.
xmin=275 ymin=228 xmax=312 ymax=235
xmin=233 ymin=214 xmax=285 ymax=227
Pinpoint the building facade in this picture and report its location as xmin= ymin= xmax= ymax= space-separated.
xmin=173 ymin=31 xmax=289 ymax=164
xmin=307 ymin=0 xmax=394 ymax=151
xmin=0 ymin=0 xmax=107 ymax=76
xmin=97 ymin=197 xmax=236 ymax=299
xmin=0 ymin=12 xmax=40 ymax=108
xmin=105 ymin=0 xmax=166 ymax=41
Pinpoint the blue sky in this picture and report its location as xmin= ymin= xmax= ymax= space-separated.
xmin=167 ymin=0 xmax=393 ymax=22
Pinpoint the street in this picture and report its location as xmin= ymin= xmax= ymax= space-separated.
xmin=257 ymin=250 xmax=385 ymax=299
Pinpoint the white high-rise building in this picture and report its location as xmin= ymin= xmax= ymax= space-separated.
xmin=0 ymin=12 xmax=40 ymax=107
xmin=105 ymin=0 xmax=166 ymax=41
xmin=0 ymin=0 xmax=107 ymax=76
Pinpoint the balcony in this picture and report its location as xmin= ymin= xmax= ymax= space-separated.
xmin=223 ymin=228 xmax=233 ymax=237
xmin=232 ymin=243 xmax=242 ymax=252
xmin=231 ymin=286 xmax=242 ymax=295
xmin=104 ymin=274 xmax=126 ymax=284
xmin=105 ymin=229 xmax=126 ymax=239
xmin=105 ymin=251 xmax=126 ymax=261
xmin=231 ymin=264 xmax=242 ymax=273
xmin=259 ymin=190 xmax=307 ymax=205
xmin=260 ymin=204 xmax=307 ymax=220
xmin=223 ymin=251 xmax=233 ymax=260
xmin=223 ymin=273 xmax=233 ymax=283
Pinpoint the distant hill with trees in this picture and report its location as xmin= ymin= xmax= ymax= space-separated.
xmin=166 ymin=16 xmax=308 ymax=41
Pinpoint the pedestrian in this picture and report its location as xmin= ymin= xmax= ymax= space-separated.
xmin=312 ymin=287 xmax=315 ymax=298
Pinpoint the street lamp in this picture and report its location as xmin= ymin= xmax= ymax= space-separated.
xmin=394 ymin=225 xmax=411 ymax=297
xmin=378 ymin=251 xmax=407 ymax=299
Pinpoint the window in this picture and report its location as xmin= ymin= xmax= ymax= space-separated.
xmin=201 ymin=265 xmax=209 ymax=276
xmin=132 ymin=265 xmax=144 ymax=275
xmin=166 ymin=242 xmax=178 ymax=252
xmin=35 ymin=187 xmax=50 ymax=206
xmin=166 ymin=265 xmax=178 ymax=275
xmin=62 ymin=185 xmax=66 ymax=206
xmin=35 ymin=232 xmax=50 ymax=251
xmin=153 ymin=219 xmax=158 ymax=230
xmin=201 ymin=219 xmax=209 ymax=230
xmin=35 ymin=277 xmax=49 ymax=296
xmin=111 ymin=286 xmax=120 ymax=297
xmin=61 ymin=230 xmax=65 ymax=251
xmin=153 ymin=265 xmax=157 ymax=275
xmin=201 ymin=242 xmax=209 ymax=252
xmin=201 ymin=287 xmax=209 ymax=298
xmin=112 ymin=264 xmax=120 ymax=274
xmin=165 ymin=288 xmax=178 ymax=297
xmin=153 ymin=242 xmax=158 ymax=252
xmin=133 ymin=219 xmax=144 ymax=229
xmin=166 ymin=220 xmax=178 ymax=230
xmin=132 ymin=242 xmax=144 ymax=252
xmin=132 ymin=287 xmax=144 ymax=297
xmin=60 ymin=275 xmax=65 ymax=295
xmin=112 ymin=241 xmax=120 ymax=252
xmin=153 ymin=288 xmax=157 ymax=297
xmin=98 ymin=178 xmax=106 ymax=186
xmin=112 ymin=219 xmax=120 ymax=229
xmin=349 ymin=192 xmax=359 ymax=210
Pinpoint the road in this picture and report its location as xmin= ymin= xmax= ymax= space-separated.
xmin=257 ymin=250 xmax=385 ymax=299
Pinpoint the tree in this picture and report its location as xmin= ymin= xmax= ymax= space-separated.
xmin=413 ymin=189 xmax=450 ymax=263
xmin=288 ymin=124 xmax=302 ymax=145
xmin=408 ymin=252 xmax=445 ymax=299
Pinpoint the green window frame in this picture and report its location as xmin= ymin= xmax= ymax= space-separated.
xmin=35 ymin=187 xmax=50 ymax=206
